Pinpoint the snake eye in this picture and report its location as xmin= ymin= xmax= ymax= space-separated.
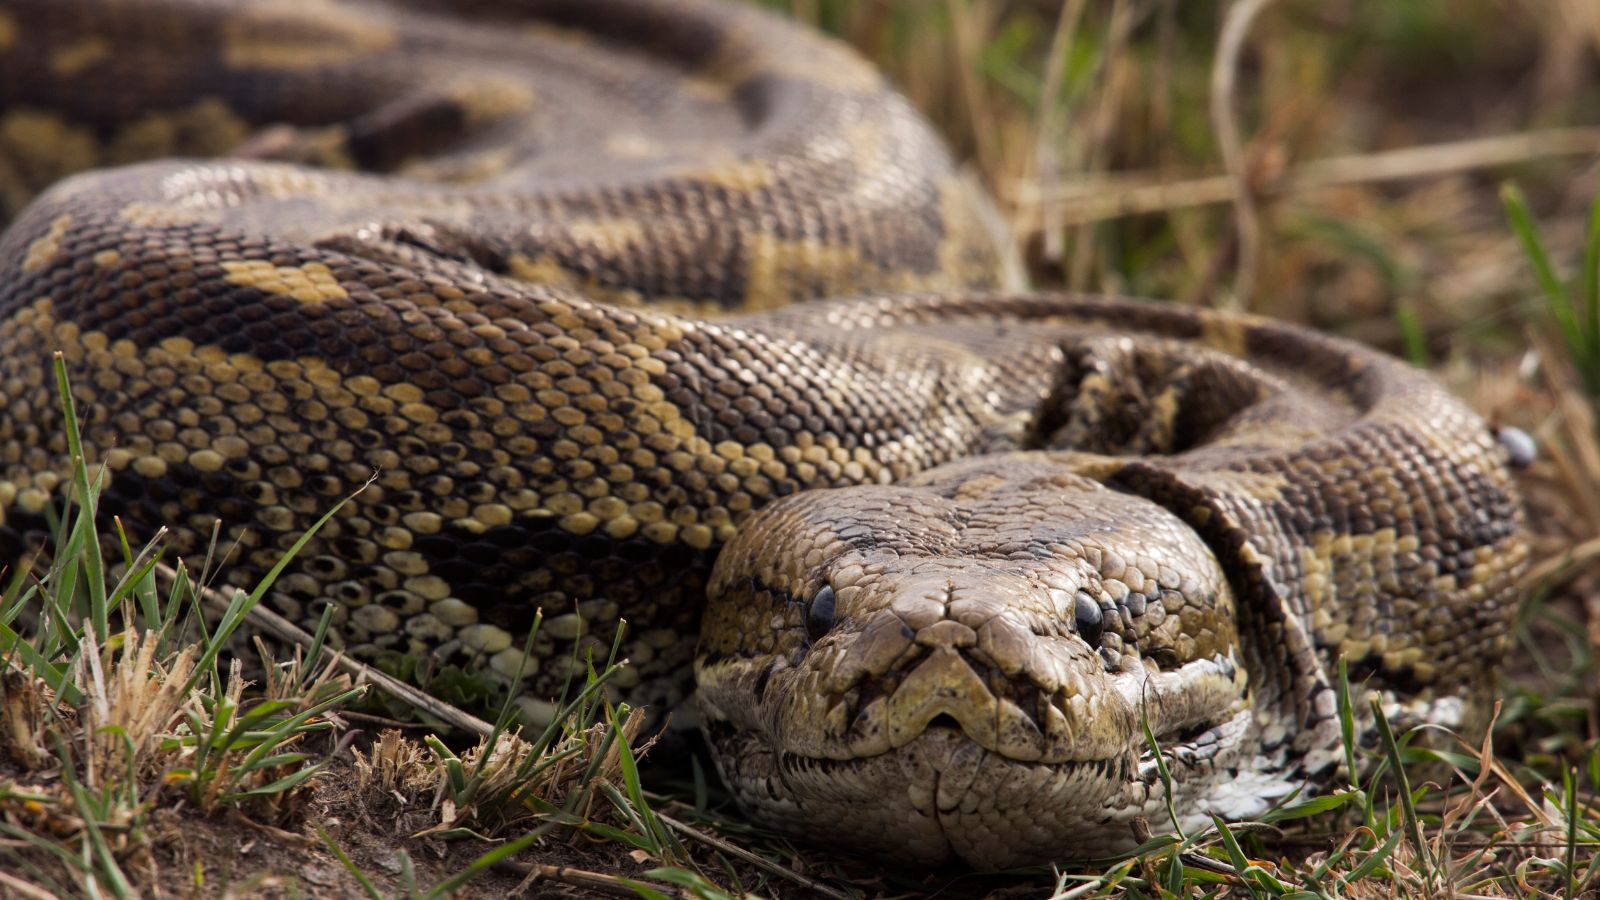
xmin=1073 ymin=593 xmax=1103 ymax=647
xmin=805 ymin=584 xmax=837 ymax=642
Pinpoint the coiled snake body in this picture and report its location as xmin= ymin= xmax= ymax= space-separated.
xmin=0 ymin=0 xmax=1527 ymax=867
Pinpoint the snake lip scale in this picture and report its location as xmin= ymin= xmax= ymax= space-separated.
xmin=0 ymin=0 xmax=1527 ymax=869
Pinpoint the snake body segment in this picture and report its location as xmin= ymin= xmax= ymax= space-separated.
xmin=0 ymin=0 xmax=1526 ymax=866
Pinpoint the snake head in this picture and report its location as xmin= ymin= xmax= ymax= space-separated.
xmin=696 ymin=453 xmax=1254 ymax=867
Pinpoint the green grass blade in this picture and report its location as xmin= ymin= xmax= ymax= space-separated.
xmin=1565 ymin=765 xmax=1580 ymax=900
xmin=234 ymin=687 xmax=364 ymax=773
xmin=1139 ymin=699 xmax=1183 ymax=838
xmin=1584 ymin=186 xmax=1600 ymax=374
xmin=1338 ymin=825 xmax=1405 ymax=886
xmin=1502 ymin=183 xmax=1586 ymax=359
xmin=219 ymin=763 xmax=324 ymax=803
xmin=0 ymin=620 xmax=82 ymax=705
xmin=110 ymin=518 xmax=164 ymax=632
xmin=1369 ymin=698 xmax=1433 ymax=881
xmin=61 ymin=771 xmax=135 ymax=899
xmin=1336 ymin=657 xmax=1358 ymax=784
xmin=421 ymin=831 xmax=545 ymax=899
xmin=181 ymin=482 xmax=369 ymax=698
xmin=52 ymin=355 xmax=111 ymax=644
xmin=298 ymin=603 xmax=337 ymax=694
xmin=1394 ymin=300 xmax=1429 ymax=368
xmin=315 ymin=824 xmax=384 ymax=900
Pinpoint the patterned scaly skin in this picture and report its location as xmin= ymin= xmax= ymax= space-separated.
xmin=0 ymin=0 xmax=1526 ymax=867
xmin=700 ymin=295 xmax=1525 ymax=864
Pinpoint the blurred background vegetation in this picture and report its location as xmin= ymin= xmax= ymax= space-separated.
xmin=758 ymin=1 xmax=1598 ymax=347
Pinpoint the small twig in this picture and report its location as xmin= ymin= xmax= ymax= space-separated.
xmin=1012 ymin=127 xmax=1600 ymax=223
xmin=944 ymin=0 xmax=1002 ymax=184
xmin=1209 ymin=0 xmax=1277 ymax=309
xmin=499 ymin=861 xmax=689 ymax=898
xmin=1031 ymin=0 xmax=1089 ymax=262
xmin=657 ymin=812 xmax=854 ymax=900
xmin=0 ymin=871 xmax=58 ymax=900
xmin=227 ymin=808 xmax=319 ymax=849
xmin=154 ymin=562 xmax=495 ymax=739
xmin=1521 ymin=535 xmax=1600 ymax=593
xmin=338 ymin=710 xmax=448 ymax=730
xmin=1067 ymin=0 xmax=1137 ymax=289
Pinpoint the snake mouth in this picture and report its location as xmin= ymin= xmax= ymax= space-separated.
xmin=774 ymin=735 xmax=1138 ymax=783
xmin=771 ymin=709 xmax=1215 ymax=783
xmin=730 ymin=717 xmax=1248 ymax=868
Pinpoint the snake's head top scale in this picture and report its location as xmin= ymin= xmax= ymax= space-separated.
xmin=696 ymin=455 xmax=1255 ymax=868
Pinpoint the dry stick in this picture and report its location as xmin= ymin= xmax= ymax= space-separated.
xmin=1209 ymin=0 xmax=1277 ymax=310
xmin=1522 ymin=533 xmax=1600 ymax=598
xmin=0 ymin=871 xmax=58 ymax=900
xmin=156 ymin=561 xmax=495 ymax=739
xmin=1013 ymin=127 xmax=1600 ymax=224
xmin=501 ymin=862 xmax=691 ymax=899
xmin=1031 ymin=0 xmax=1089 ymax=263
xmin=1067 ymin=0 xmax=1137 ymax=290
xmin=943 ymin=0 xmax=1002 ymax=185
xmin=1533 ymin=328 xmax=1600 ymax=530
xmin=656 ymin=812 xmax=855 ymax=900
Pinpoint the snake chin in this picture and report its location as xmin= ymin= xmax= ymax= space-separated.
xmin=701 ymin=699 xmax=1257 ymax=868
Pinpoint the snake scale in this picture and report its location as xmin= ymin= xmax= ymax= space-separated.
xmin=0 ymin=0 xmax=1528 ymax=867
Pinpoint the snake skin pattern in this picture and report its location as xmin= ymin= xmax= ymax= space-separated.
xmin=0 ymin=0 xmax=1527 ymax=868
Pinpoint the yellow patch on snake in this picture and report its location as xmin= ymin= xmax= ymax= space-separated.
xmin=744 ymin=233 xmax=930 ymax=313
xmin=603 ymin=133 xmax=664 ymax=160
xmin=448 ymin=77 xmax=538 ymax=128
xmin=505 ymin=253 xmax=715 ymax=314
xmin=223 ymin=1 xmax=397 ymax=71
xmin=0 ymin=112 xmax=100 ymax=207
xmin=507 ymin=254 xmax=598 ymax=293
xmin=564 ymin=219 xmax=649 ymax=253
xmin=21 ymin=215 xmax=71 ymax=274
xmin=937 ymin=178 xmax=1020 ymax=291
xmin=700 ymin=20 xmax=881 ymax=95
xmin=677 ymin=73 xmax=738 ymax=103
xmin=118 ymin=202 xmax=220 ymax=228
xmin=521 ymin=22 xmax=591 ymax=46
xmin=1200 ymin=317 xmax=1249 ymax=358
xmin=680 ymin=158 xmax=777 ymax=192
xmin=107 ymin=100 xmax=253 ymax=166
xmin=399 ymin=145 xmax=517 ymax=183
xmin=49 ymin=37 xmax=111 ymax=76
xmin=1302 ymin=528 xmax=1414 ymax=654
xmin=222 ymin=260 xmax=349 ymax=304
